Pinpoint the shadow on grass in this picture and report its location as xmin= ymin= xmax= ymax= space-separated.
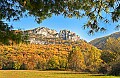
xmin=56 ymin=72 xmax=89 ymax=74
xmin=90 ymin=74 xmax=106 ymax=76
xmin=90 ymin=74 xmax=120 ymax=77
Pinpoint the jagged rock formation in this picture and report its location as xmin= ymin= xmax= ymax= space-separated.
xmin=59 ymin=30 xmax=80 ymax=41
xmin=24 ymin=27 xmax=58 ymax=37
xmin=24 ymin=27 xmax=80 ymax=44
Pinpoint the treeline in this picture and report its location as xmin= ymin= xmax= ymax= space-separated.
xmin=0 ymin=41 xmax=102 ymax=72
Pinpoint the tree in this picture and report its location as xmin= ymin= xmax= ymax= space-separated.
xmin=0 ymin=0 xmax=120 ymax=33
xmin=99 ymin=50 xmax=116 ymax=74
xmin=109 ymin=61 xmax=120 ymax=76
xmin=101 ymin=50 xmax=116 ymax=64
xmin=0 ymin=20 xmax=29 ymax=45
xmin=12 ymin=30 xmax=29 ymax=44
xmin=68 ymin=46 xmax=86 ymax=71
xmin=47 ymin=55 xmax=60 ymax=70
xmin=83 ymin=47 xmax=102 ymax=72
xmin=0 ymin=21 xmax=14 ymax=44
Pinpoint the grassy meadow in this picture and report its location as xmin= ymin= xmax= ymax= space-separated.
xmin=0 ymin=70 xmax=119 ymax=78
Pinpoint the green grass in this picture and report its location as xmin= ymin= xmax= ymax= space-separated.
xmin=0 ymin=70 xmax=118 ymax=78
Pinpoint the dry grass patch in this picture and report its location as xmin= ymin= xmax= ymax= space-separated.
xmin=0 ymin=70 xmax=118 ymax=78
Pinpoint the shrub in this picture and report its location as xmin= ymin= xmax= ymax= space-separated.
xmin=98 ymin=66 xmax=107 ymax=74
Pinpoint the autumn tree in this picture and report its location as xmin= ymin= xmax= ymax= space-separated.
xmin=83 ymin=47 xmax=102 ymax=72
xmin=68 ymin=46 xmax=86 ymax=71
xmin=101 ymin=50 xmax=116 ymax=64
xmin=47 ymin=55 xmax=60 ymax=70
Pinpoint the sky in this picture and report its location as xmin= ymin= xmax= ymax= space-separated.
xmin=6 ymin=15 xmax=120 ymax=42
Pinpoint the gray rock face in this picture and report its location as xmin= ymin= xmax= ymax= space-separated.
xmin=24 ymin=27 xmax=80 ymax=44
xmin=59 ymin=30 xmax=80 ymax=41
xmin=24 ymin=27 xmax=58 ymax=38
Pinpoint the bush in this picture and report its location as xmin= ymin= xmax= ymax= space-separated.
xmin=14 ymin=62 xmax=21 ymax=70
xmin=98 ymin=66 xmax=107 ymax=74
xmin=2 ymin=61 xmax=15 ymax=70
xmin=20 ymin=63 xmax=28 ymax=70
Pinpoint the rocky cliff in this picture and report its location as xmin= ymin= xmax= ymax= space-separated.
xmin=59 ymin=30 xmax=80 ymax=41
xmin=24 ymin=27 xmax=80 ymax=44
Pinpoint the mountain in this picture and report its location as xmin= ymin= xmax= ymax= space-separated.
xmin=23 ymin=27 xmax=80 ymax=44
xmin=89 ymin=32 xmax=120 ymax=49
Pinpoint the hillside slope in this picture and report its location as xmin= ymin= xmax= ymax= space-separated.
xmin=89 ymin=32 xmax=120 ymax=49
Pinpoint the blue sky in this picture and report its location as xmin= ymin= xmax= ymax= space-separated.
xmin=6 ymin=15 xmax=119 ymax=42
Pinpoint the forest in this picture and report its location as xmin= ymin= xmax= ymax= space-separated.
xmin=0 ymin=36 xmax=120 ymax=76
